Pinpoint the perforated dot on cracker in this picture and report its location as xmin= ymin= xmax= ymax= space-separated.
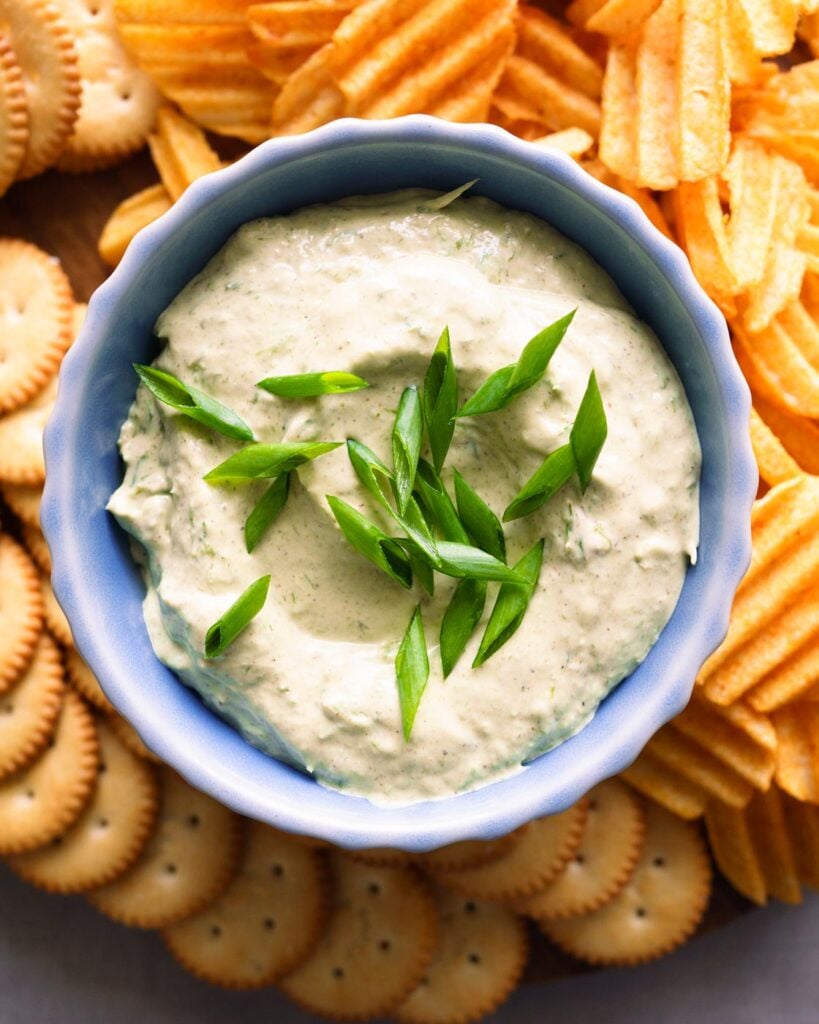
xmin=7 ymin=715 xmax=158 ymax=892
xmin=0 ymin=687 xmax=98 ymax=855
xmin=542 ymin=802 xmax=712 ymax=966
xmin=395 ymin=890 xmax=528 ymax=1024
xmin=513 ymin=779 xmax=646 ymax=920
xmin=0 ymin=0 xmax=80 ymax=178
xmin=0 ymin=239 xmax=73 ymax=414
xmin=0 ymin=632 xmax=64 ymax=782
xmin=0 ymin=533 xmax=44 ymax=693
xmin=279 ymin=854 xmax=438 ymax=1020
xmin=430 ymin=799 xmax=588 ymax=902
xmin=0 ymin=34 xmax=28 ymax=198
xmin=163 ymin=821 xmax=329 ymax=989
xmin=86 ymin=766 xmax=242 ymax=928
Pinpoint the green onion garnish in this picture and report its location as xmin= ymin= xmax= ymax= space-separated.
xmin=392 ymin=385 xmax=423 ymax=514
xmin=422 ymin=326 xmax=458 ymax=473
xmin=134 ymin=364 xmax=254 ymax=442
xmin=413 ymin=460 xmax=470 ymax=544
xmin=473 ymin=540 xmax=544 ymax=667
xmin=503 ymin=444 xmax=575 ymax=522
xmin=453 ymin=469 xmax=506 ymax=562
xmin=204 ymin=441 xmax=341 ymax=483
xmin=457 ymin=311 xmax=576 ymax=418
xmin=244 ymin=472 xmax=290 ymax=553
xmin=440 ymin=578 xmax=487 ymax=678
xmin=257 ymin=371 xmax=369 ymax=398
xmin=346 ymin=438 xmax=394 ymax=510
xmin=434 ymin=542 xmax=523 ymax=583
xmin=396 ymin=605 xmax=429 ymax=740
xmin=571 ymin=371 xmax=607 ymax=492
xmin=326 ymin=495 xmax=413 ymax=590
xmin=204 ymin=574 xmax=270 ymax=659
xmin=425 ymin=179 xmax=478 ymax=212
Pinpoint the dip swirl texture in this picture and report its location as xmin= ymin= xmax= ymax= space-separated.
xmin=108 ymin=190 xmax=701 ymax=805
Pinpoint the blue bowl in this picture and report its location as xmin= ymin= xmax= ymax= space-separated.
xmin=43 ymin=116 xmax=756 ymax=851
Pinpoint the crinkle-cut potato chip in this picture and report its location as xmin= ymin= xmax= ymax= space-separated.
xmin=531 ymin=126 xmax=594 ymax=159
xmin=491 ymin=5 xmax=600 ymax=138
xmin=488 ymin=107 xmax=543 ymax=141
xmin=598 ymin=35 xmax=637 ymax=181
xmin=583 ymin=0 xmax=662 ymax=37
xmin=748 ymin=633 xmax=819 ymax=713
xmin=621 ymin=753 xmax=709 ymax=820
xmin=724 ymin=139 xmax=786 ymax=290
xmin=699 ymin=476 xmax=819 ymax=703
xmin=749 ymin=407 xmax=802 ymax=487
xmin=98 ymin=182 xmax=173 ymax=267
xmin=271 ymin=43 xmax=343 ymax=134
xmin=752 ymin=393 xmax=819 ymax=477
xmin=677 ymin=0 xmax=729 ymax=182
xmin=705 ymin=786 xmax=811 ymax=905
xmin=114 ymin=0 xmax=275 ymax=143
xmin=246 ymin=41 xmax=317 ymax=85
xmin=732 ymin=309 xmax=819 ymax=420
xmin=147 ymin=106 xmax=221 ymax=201
xmin=676 ymin=177 xmax=738 ymax=309
xmin=771 ymin=702 xmax=819 ymax=804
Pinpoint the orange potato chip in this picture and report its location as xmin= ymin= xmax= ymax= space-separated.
xmin=532 ymin=126 xmax=595 ymax=159
xmin=752 ymin=394 xmax=819 ymax=476
xmin=147 ymin=106 xmax=221 ymax=201
xmin=733 ymin=314 xmax=819 ymax=419
xmin=621 ymin=751 xmax=709 ymax=820
xmin=98 ymin=183 xmax=173 ymax=267
xmin=772 ymin=702 xmax=819 ymax=804
xmin=598 ymin=35 xmax=637 ymax=181
xmin=749 ymin=633 xmax=819 ymax=713
xmin=271 ymin=43 xmax=343 ymax=133
xmin=634 ymin=0 xmax=679 ymax=190
xmin=749 ymin=406 xmax=802 ymax=487
xmin=584 ymin=0 xmax=662 ymax=37
xmin=677 ymin=0 xmax=729 ymax=182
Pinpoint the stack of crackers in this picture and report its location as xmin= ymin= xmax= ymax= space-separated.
xmin=2 ymin=0 xmax=819 ymax=1017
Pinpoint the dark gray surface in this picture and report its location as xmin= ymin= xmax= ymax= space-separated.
xmin=2 ymin=864 xmax=817 ymax=1024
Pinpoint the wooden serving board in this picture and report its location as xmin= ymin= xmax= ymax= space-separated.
xmin=0 ymin=156 xmax=753 ymax=982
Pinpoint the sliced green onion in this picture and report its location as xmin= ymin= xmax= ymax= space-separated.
xmin=396 ymin=605 xmax=429 ymax=740
xmin=453 ymin=469 xmax=506 ymax=562
xmin=503 ymin=444 xmax=575 ymax=522
xmin=391 ymin=385 xmax=423 ymax=514
xmin=473 ymin=540 xmax=544 ymax=667
xmin=435 ymin=542 xmax=524 ymax=583
xmin=204 ymin=575 xmax=270 ymax=659
xmin=425 ymin=179 xmax=478 ymax=211
xmin=244 ymin=472 xmax=290 ymax=553
xmin=346 ymin=438 xmax=393 ymax=510
xmin=422 ymin=326 xmax=458 ymax=473
xmin=440 ymin=578 xmax=487 ymax=678
xmin=570 ymin=370 xmax=607 ymax=492
xmin=134 ymin=364 xmax=253 ymax=442
xmin=204 ymin=441 xmax=340 ymax=483
xmin=326 ymin=495 xmax=412 ymax=589
xmin=414 ymin=460 xmax=469 ymax=544
xmin=257 ymin=371 xmax=369 ymax=397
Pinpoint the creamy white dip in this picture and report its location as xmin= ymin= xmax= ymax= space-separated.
xmin=108 ymin=189 xmax=700 ymax=805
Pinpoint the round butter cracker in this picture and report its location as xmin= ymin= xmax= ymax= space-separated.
xmin=542 ymin=802 xmax=712 ymax=966
xmin=54 ymin=0 xmax=160 ymax=171
xmin=108 ymin=711 xmax=162 ymax=764
xmin=0 ymin=35 xmax=28 ymax=198
xmin=513 ymin=779 xmax=646 ymax=920
xmin=1 ymin=482 xmax=42 ymax=528
xmin=163 ymin=821 xmax=329 ymax=989
xmin=395 ymin=891 xmax=528 ymax=1024
xmin=431 ymin=800 xmax=589 ymax=902
xmin=347 ymin=846 xmax=416 ymax=868
xmin=279 ymin=854 xmax=438 ymax=1020
xmin=7 ymin=716 xmax=158 ymax=892
xmin=0 ymin=533 xmax=44 ymax=693
xmin=419 ymin=833 xmax=522 ymax=874
xmin=0 ymin=239 xmax=73 ymax=414
xmin=0 ymin=688 xmax=98 ymax=855
xmin=42 ymin=572 xmax=72 ymax=647
xmin=21 ymin=522 xmax=51 ymax=575
xmin=0 ymin=0 xmax=80 ymax=178
xmin=0 ymin=632 xmax=63 ymax=780
xmin=65 ymin=647 xmax=113 ymax=714
xmin=0 ymin=375 xmax=56 ymax=485
xmin=86 ymin=766 xmax=242 ymax=928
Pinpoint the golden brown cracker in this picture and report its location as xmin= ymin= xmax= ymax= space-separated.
xmin=280 ymin=854 xmax=438 ymax=1020
xmin=64 ymin=647 xmax=113 ymax=714
xmin=513 ymin=779 xmax=645 ymax=920
xmin=53 ymin=0 xmax=161 ymax=171
xmin=347 ymin=846 xmax=416 ymax=867
xmin=108 ymin=711 xmax=162 ymax=763
xmin=7 ymin=716 xmax=159 ymax=892
xmin=21 ymin=522 xmax=51 ymax=575
xmin=0 ymin=688 xmax=98 ymax=855
xmin=0 ymin=534 xmax=43 ymax=693
xmin=419 ymin=833 xmax=521 ymax=874
xmin=0 ymin=632 xmax=63 ymax=780
xmin=395 ymin=890 xmax=528 ymax=1024
xmin=0 ymin=374 xmax=56 ymax=485
xmin=42 ymin=573 xmax=72 ymax=648
xmin=0 ymin=239 xmax=73 ymax=415
xmin=163 ymin=821 xmax=329 ymax=988
xmin=0 ymin=34 xmax=29 ymax=197
xmin=0 ymin=482 xmax=42 ymax=529
xmin=431 ymin=800 xmax=588 ymax=902
xmin=86 ymin=766 xmax=242 ymax=928
xmin=0 ymin=0 xmax=81 ymax=178
xmin=542 ymin=802 xmax=712 ymax=965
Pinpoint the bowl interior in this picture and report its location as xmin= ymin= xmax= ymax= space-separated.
xmin=44 ymin=118 xmax=754 ymax=850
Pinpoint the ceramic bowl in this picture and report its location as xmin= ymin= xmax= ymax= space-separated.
xmin=43 ymin=116 xmax=756 ymax=850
